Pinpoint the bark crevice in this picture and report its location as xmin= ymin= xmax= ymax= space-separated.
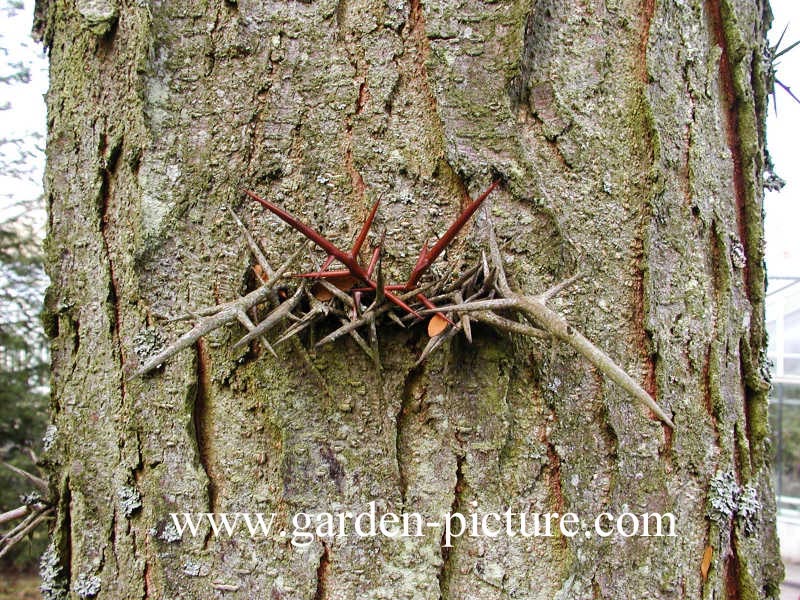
xmin=396 ymin=366 xmax=424 ymax=509
xmin=313 ymin=541 xmax=330 ymax=600
xmin=98 ymin=130 xmax=126 ymax=402
xmin=192 ymin=339 xmax=217 ymax=518
xmin=437 ymin=452 xmax=465 ymax=600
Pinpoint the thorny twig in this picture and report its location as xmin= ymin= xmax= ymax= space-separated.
xmin=767 ymin=24 xmax=800 ymax=112
xmin=129 ymin=244 xmax=305 ymax=378
xmin=478 ymin=210 xmax=674 ymax=427
xmin=2 ymin=461 xmax=48 ymax=493
xmin=0 ymin=463 xmax=52 ymax=557
xmin=133 ymin=183 xmax=674 ymax=427
xmin=0 ymin=504 xmax=53 ymax=559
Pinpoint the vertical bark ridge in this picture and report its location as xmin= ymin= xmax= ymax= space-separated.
xmin=340 ymin=26 xmax=368 ymax=207
xmin=408 ymin=0 xmax=436 ymax=116
xmin=544 ymin=425 xmax=564 ymax=515
xmin=98 ymin=131 xmax=127 ymax=405
xmin=725 ymin=529 xmax=742 ymax=600
xmin=630 ymin=235 xmax=658 ymax=400
xmin=406 ymin=0 xmax=470 ymax=209
xmin=704 ymin=220 xmax=725 ymax=450
xmin=638 ymin=0 xmax=656 ymax=82
xmin=634 ymin=0 xmax=663 ymax=434
xmin=704 ymin=0 xmax=752 ymax=299
xmin=627 ymin=106 xmax=660 ymax=430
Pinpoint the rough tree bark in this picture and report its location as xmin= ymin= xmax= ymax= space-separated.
xmin=34 ymin=0 xmax=783 ymax=598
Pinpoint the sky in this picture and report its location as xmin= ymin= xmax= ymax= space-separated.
xmin=765 ymin=0 xmax=800 ymax=279
xmin=0 ymin=0 xmax=47 ymax=228
xmin=0 ymin=0 xmax=798 ymax=277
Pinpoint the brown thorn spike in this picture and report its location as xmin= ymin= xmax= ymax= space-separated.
xmin=406 ymin=179 xmax=499 ymax=288
xmin=351 ymin=197 xmax=381 ymax=259
xmin=245 ymin=189 xmax=423 ymax=319
xmin=244 ymin=189 xmax=353 ymax=268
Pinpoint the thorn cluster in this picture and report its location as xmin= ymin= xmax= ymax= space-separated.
xmin=766 ymin=24 xmax=800 ymax=111
xmin=132 ymin=182 xmax=674 ymax=428
xmin=0 ymin=462 xmax=52 ymax=559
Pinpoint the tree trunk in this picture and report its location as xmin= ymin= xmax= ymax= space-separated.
xmin=36 ymin=0 xmax=783 ymax=597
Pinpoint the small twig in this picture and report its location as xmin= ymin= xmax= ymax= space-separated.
xmin=482 ymin=215 xmax=674 ymax=427
xmin=316 ymin=309 xmax=379 ymax=347
xmin=336 ymin=315 xmax=375 ymax=361
xmin=536 ymin=271 xmax=582 ymax=303
xmin=131 ymin=245 xmax=304 ymax=378
xmin=0 ymin=506 xmax=30 ymax=526
xmin=275 ymin=302 xmax=328 ymax=346
xmin=468 ymin=310 xmax=547 ymax=338
xmin=415 ymin=322 xmax=461 ymax=366
xmin=368 ymin=317 xmax=380 ymax=368
xmin=232 ymin=287 xmax=305 ymax=350
xmin=315 ymin=284 xmax=431 ymax=347
xmin=511 ymin=293 xmax=675 ymax=427
xmin=1 ymin=507 xmax=44 ymax=542
xmin=2 ymin=462 xmax=48 ymax=493
xmin=775 ymin=78 xmax=800 ymax=104
xmin=159 ymin=304 xmax=225 ymax=323
xmin=768 ymin=26 xmax=800 ymax=110
xmin=234 ymin=310 xmax=278 ymax=358
xmin=422 ymin=298 xmax=519 ymax=314
xmin=227 ymin=207 xmax=275 ymax=281
xmin=774 ymin=38 xmax=800 ymax=60
xmin=0 ymin=507 xmax=53 ymax=559
xmin=1 ymin=514 xmax=38 ymax=550
xmin=316 ymin=278 xmax=356 ymax=307
xmin=454 ymin=291 xmax=472 ymax=343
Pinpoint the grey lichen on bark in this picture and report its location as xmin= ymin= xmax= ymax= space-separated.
xmin=37 ymin=0 xmax=782 ymax=598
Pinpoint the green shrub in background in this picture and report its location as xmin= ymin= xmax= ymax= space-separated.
xmin=0 ymin=211 xmax=49 ymax=573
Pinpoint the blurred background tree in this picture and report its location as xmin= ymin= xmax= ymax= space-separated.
xmin=0 ymin=0 xmax=50 ymax=577
xmin=0 ymin=209 xmax=49 ymax=573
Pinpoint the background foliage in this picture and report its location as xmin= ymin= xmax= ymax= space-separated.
xmin=0 ymin=0 xmax=49 ymax=573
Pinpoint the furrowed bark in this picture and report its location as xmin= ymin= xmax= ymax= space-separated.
xmin=39 ymin=0 xmax=781 ymax=598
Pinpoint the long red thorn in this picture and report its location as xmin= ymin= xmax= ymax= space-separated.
xmin=351 ymin=198 xmax=381 ymax=259
xmin=416 ymin=293 xmax=454 ymax=326
xmin=406 ymin=179 xmax=499 ymax=287
xmin=409 ymin=242 xmax=429 ymax=282
xmin=366 ymin=245 xmax=381 ymax=278
xmin=351 ymin=285 xmax=405 ymax=292
xmin=320 ymin=255 xmax=336 ymax=271
xmin=382 ymin=289 xmax=422 ymax=318
xmin=244 ymin=189 xmax=354 ymax=268
xmin=245 ymin=189 xmax=422 ymax=319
